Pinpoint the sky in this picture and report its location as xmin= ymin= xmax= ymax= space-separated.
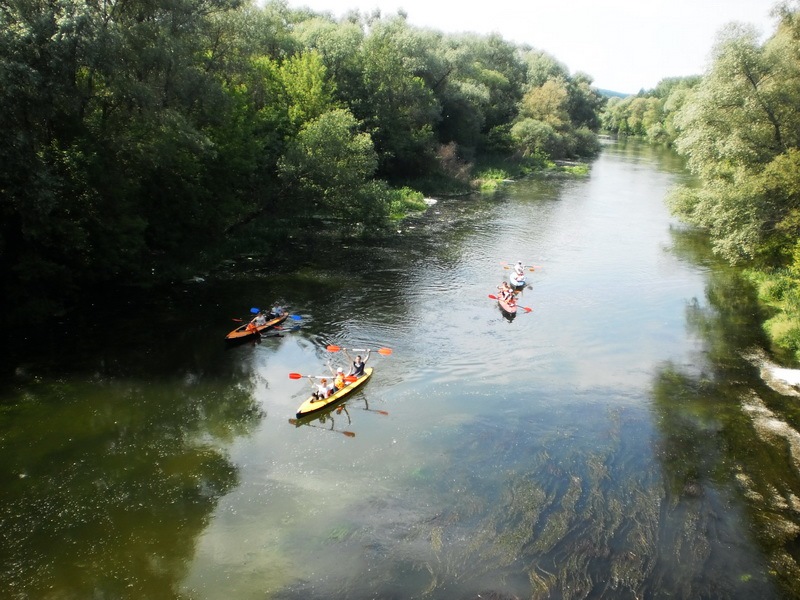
xmin=283 ymin=0 xmax=780 ymax=94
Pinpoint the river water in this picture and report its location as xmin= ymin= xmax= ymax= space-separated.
xmin=2 ymin=139 xmax=800 ymax=599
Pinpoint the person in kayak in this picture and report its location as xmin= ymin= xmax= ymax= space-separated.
xmin=345 ymin=349 xmax=371 ymax=378
xmin=311 ymin=378 xmax=331 ymax=400
xmin=497 ymin=281 xmax=514 ymax=301
xmin=333 ymin=367 xmax=347 ymax=391
xmin=514 ymin=261 xmax=525 ymax=275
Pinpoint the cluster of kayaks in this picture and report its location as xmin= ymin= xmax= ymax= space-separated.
xmin=493 ymin=262 xmax=535 ymax=316
xmin=226 ymin=307 xmax=386 ymax=424
xmin=227 ymin=262 xmax=536 ymax=426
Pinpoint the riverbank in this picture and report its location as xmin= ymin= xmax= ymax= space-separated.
xmin=746 ymin=348 xmax=800 ymax=397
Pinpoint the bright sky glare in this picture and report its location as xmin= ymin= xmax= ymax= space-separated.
xmin=284 ymin=0 xmax=779 ymax=94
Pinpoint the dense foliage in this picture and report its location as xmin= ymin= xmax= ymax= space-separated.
xmin=601 ymin=4 xmax=800 ymax=362
xmin=667 ymin=5 xmax=800 ymax=361
xmin=0 ymin=0 xmax=603 ymax=323
xmin=600 ymin=76 xmax=701 ymax=144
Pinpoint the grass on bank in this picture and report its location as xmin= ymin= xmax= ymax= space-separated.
xmin=746 ymin=268 xmax=800 ymax=363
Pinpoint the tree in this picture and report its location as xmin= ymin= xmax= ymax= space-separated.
xmin=278 ymin=50 xmax=337 ymax=128
xmin=519 ymin=78 xmax=570 ymax=128
xmin=354 ymin=16 xmax=440 ymax=177
xmin=290 ymin=16 xmax=364 ymax=106
xmin=670 ymin=19 xmax=800 ymax=262
xmin=278 ymin=108 xmax=388 ymax=226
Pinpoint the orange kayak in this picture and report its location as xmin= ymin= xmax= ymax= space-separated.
xmin=225 ymin=313 xmax=288 ymax=343
xmin=498 ymin=297 xmax=517 ymax=314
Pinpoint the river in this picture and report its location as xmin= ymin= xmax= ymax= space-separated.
xmin=2 ymin=139 xmax=799 ymax=599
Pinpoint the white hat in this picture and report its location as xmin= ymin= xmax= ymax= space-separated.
xmin=337 ymin=367 xmax=343 ymax=373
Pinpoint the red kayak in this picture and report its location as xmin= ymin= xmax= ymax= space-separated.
xmin=497 ymin=296 xmax=517 ymax=314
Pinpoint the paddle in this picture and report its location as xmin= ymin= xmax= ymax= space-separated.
xmin=500 ymin=261 xmax=541 ymax=271
xmin=349 ymin=406 xmax=389 ymax=416
xmin=326 ymin=345 xmax=393 ymax=356
xmin=250 ymin=307 xmax=302 ymax=321
xmin=488 ymin=294 xmax=532 ymax=313
xmin=289 ymin=418 xmax=355 ymax=437
xmin=370 ymin=409 xmax=389 ymax=415
xmin=288 ymin=373 xmax=358 ymax=382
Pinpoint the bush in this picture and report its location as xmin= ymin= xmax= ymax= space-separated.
xmin=388 ymin=186 xmax=427 ymax=220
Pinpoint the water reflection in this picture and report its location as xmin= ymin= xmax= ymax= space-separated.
xmin=0 ymin=366 xmax=262 ymax=598
xmin=290 ymin=405 xmax=357 ymax=438
xmin=651 ymin=226 xmax=800 ymax=597
xmin=4 ymin=140 xmax=800 ymax=599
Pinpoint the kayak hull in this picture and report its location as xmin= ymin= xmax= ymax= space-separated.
xmin=225 ymin=313 xmax=288 ymax=343
xmin=296 ymin=367 xmax=373 ymax=418
xmin=498 ymin=298 xmax=518 ymax=314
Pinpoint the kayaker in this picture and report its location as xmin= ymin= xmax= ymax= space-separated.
xmin=333 ymin=367 xmax=347 ymax=391
xmin=345 ymin=349 xmax=371 ymax=378
xmin=268 ymin=304 xmax=284 ymax=319
xmin=514 ymin=261 xmax=525 ymax=275
xmin=311 ymin=378 xmax=331 ymax=400
xmin=253 ymin=312 xmax=267 ymax=326
xmin=497 ymin=282 xmax=513 ymax=301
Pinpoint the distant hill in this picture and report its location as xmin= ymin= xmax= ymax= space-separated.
xmin=596 ymin=88 xmax=630 ymax=99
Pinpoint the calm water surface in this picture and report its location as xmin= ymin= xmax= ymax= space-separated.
xmin=2 ymin=139 xmax=799 ymax=599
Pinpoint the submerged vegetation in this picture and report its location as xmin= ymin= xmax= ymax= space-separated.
xmin=0 ymin=0 xmax=603 ymax=326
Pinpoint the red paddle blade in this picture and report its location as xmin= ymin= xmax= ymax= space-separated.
xmin=488 ymin=294 xmax=498 ymax=299
xmin=377 ymin=348 xmax=392 ymax=356
xmin=522 ymin=306 xmax=533 ymax=313
xmin=326 ymin=345 xmax=342 ymax=352
xmin=343 ymin=431 xmax=356 ymax=437
xmin=289 ymin=373 xmax=303 ymax=379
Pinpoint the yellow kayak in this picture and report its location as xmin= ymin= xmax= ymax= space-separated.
xmin=295 ymin=367 xmax=373 ymax=418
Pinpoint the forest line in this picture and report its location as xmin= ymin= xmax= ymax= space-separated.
xmin=0 ymin=0 xmax=602 ymax=326
xmin=3 ymin=0 xmax=800 ymax=365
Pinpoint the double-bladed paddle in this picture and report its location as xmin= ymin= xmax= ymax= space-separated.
xmin=326 ymin=345 xmax=393 ymax=355
xmin=488 ymin=294 xmax=532 ymax=312
xmin=289 ymin=373 xmax=358 ymax=382
xmin=249 ymin=307 xmax=303 ymax=321
xmin=500 ymin=261 xmax=541 ymax=271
